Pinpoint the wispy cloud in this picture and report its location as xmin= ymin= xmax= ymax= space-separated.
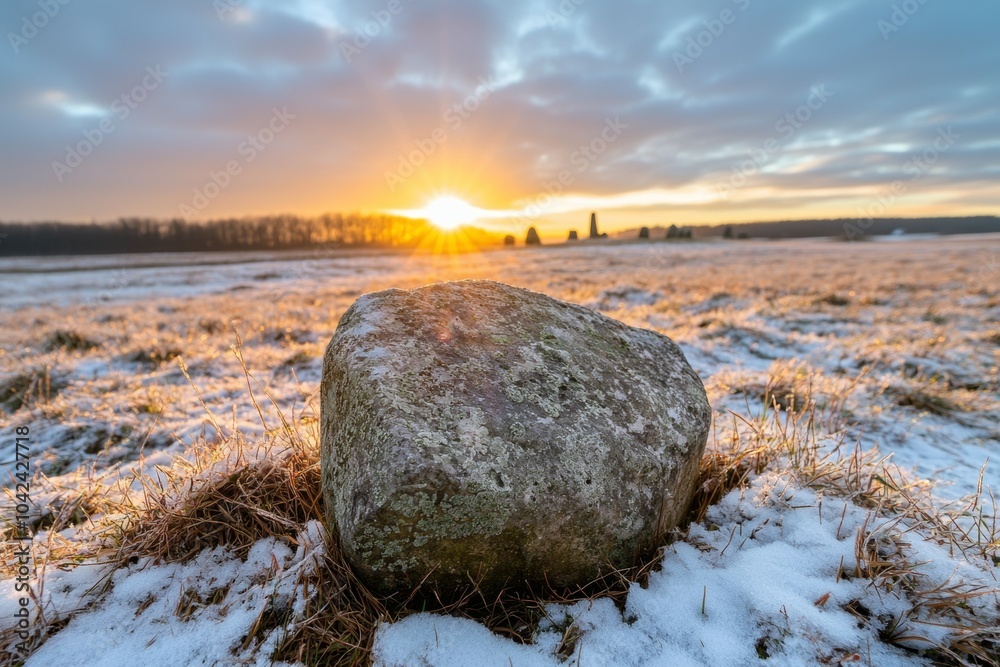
xmin=0 ymin=0 xmax=997 ymax=232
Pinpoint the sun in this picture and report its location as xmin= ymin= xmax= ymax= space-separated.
xmin=421 ymin=196 xmax=480 ymax=230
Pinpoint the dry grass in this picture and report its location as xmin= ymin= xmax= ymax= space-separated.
xmin=8 ymin=376 xmax=993 ymax=666
xmin=122 ymin=346 xmax=183 ymax=367
xmin=3 ymin=357 xmax=998 ymax=666
xmin=3 ymin=237 xmax=999 ymax=665
xmin=691 ymin=379 xmax=1000 ymax=666
xmin=116 ymin=432 xmax=321 ymax=563
xmin=0 ymin=366 xmax=66 ymax=413
xmin=729 ymin=361 xmax=830 ymax=418
xmin=885 ymin=381 xmax=966 ymax=417
xmin=41 ymin=330 xmax=100 ymax=353
xmin=0 ymin=466 xmax=122 ymax=660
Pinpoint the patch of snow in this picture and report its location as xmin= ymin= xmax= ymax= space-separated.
xmin=21 ymin=522 xmax=326 ymax=667
xmin=375 ymin=476 xmax=997 ymax=666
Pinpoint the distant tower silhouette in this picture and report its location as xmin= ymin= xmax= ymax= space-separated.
xmin=567 ymin=230 xmax=579 ymax=241
xmin=589 ymin=212 xmax=599 ymax=239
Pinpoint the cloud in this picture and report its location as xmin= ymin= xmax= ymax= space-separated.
xmin=0 ymin=0 xmax=998 ymax=230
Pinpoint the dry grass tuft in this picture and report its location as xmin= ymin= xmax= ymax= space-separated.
xmin=0 ymin=367 xmax=66 ymax=413
xmin=268 ymin=539 xmax=386 ymax=666
xmin=886 ymin=382 xmax=965 ymax=417
xmin=42 ymin=330 xmax=100 ymax=353
xmin=123 ymin=346 xmax=183 ymax=367
xmin=115 ymin=433 xmax=322 ymax=564
xmin=815 ymin=293 xmax=852 ymax=307
xmin=690 ymin=420 xmax=771 ymax=525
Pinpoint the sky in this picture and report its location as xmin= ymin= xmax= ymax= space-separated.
xmin=1 ymin=0 xmax=999 ymax=238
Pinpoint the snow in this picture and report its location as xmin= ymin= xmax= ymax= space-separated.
xmin=374 ymin=475 xmax=999 ymax=666
xmin=21 ymin=522 xmax=325 ymax=667
xmin=0 ymin=559 xmax=111 ymax=635
xmin=2 ymin=235 xmax=998 ymax=665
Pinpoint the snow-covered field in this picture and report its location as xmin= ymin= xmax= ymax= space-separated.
xmin=1 ymin=235 xmax=998 ymax=666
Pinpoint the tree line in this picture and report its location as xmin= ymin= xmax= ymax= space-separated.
xmin=0 ymin=214 xmax=494 ymax=256
xmin=696 ymin=216 xmax=1000 ymax=239
xmin=613 ymin=216 xmax=1000 ymax=240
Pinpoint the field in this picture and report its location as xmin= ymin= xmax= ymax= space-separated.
xmin=1 ymin=235 xmax=999 ymax=666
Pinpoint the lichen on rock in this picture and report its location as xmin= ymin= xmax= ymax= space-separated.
xmin=321 ymin=280 xmax=712 ymax=594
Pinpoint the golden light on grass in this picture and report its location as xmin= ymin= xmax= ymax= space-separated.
xmin=6 ymin=240 xmax=998 ymax=666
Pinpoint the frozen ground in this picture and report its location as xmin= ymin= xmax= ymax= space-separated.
xmin=1 ymin=235 xmax=998 ymax=665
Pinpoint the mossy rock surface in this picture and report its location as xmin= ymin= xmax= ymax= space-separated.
xmin=321 ymin=280 xmax=711 ymax=594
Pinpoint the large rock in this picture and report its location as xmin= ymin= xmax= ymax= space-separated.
xmin=321 ymin=280 xmax=711 ymax=594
